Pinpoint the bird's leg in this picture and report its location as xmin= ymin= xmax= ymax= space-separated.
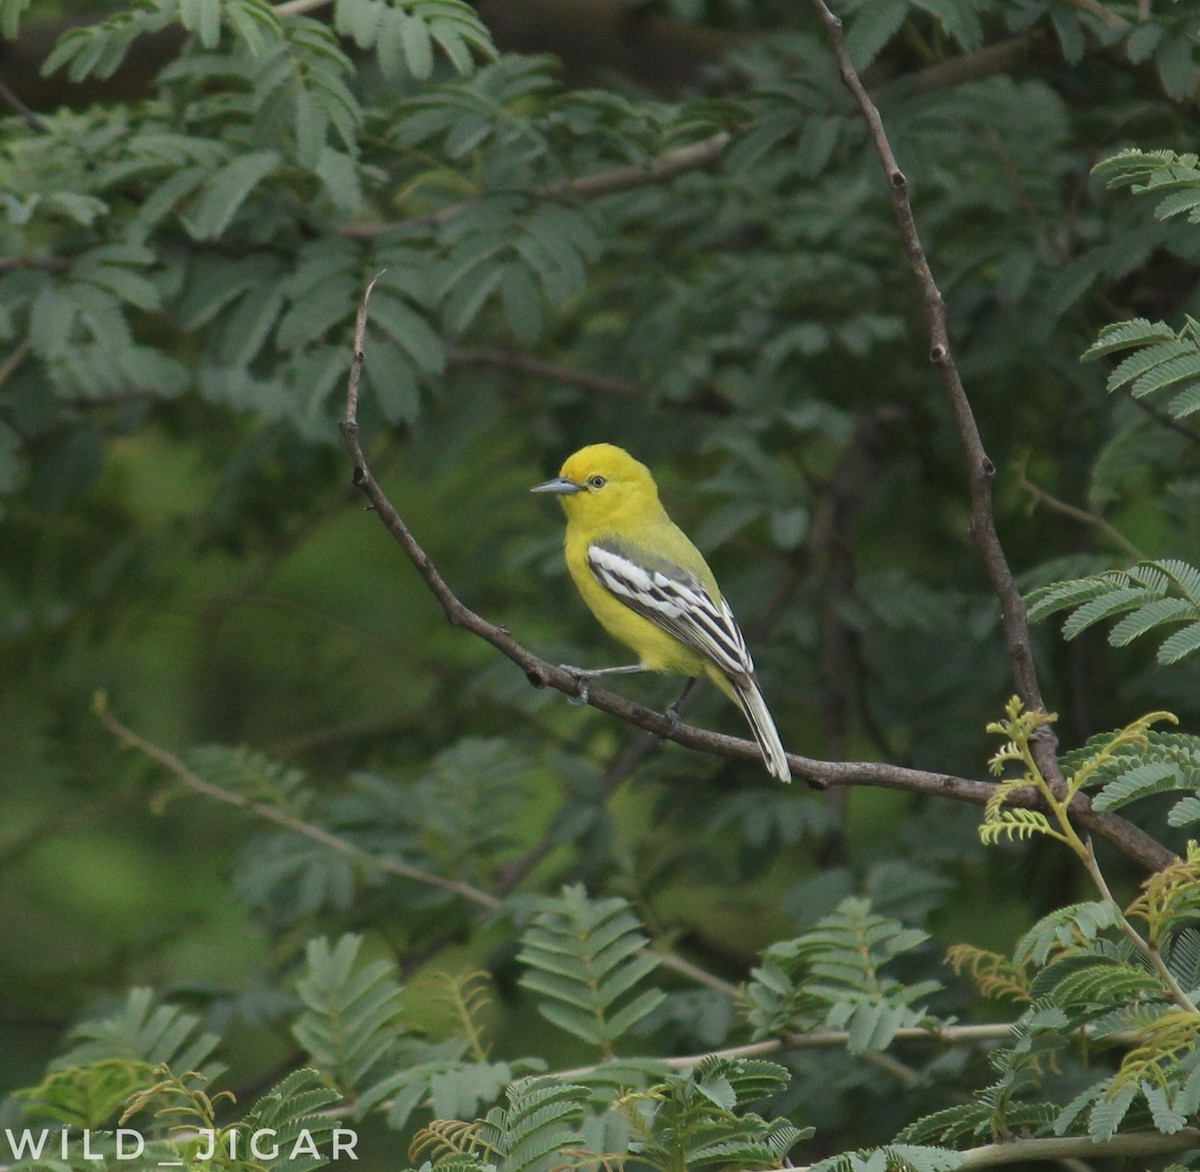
xmin=664 ymin=676 xmax=699 ymax=732
xmin=557 ymin=663 xmax=644 ymax=706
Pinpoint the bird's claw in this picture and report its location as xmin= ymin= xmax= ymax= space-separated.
xmin=558 ymin=665 xmax=590 ymax=706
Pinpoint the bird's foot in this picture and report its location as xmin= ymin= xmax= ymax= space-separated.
xmin=661 ymin=677 xmax=697 ymax=738
xmin=557 ymin=664 xmax=592 ymax=706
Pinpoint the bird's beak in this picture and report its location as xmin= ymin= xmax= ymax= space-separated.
xmin=531 ymin=476 xmax=585 ymax=495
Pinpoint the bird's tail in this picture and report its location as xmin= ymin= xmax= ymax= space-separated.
xmin=731 ymin=675 xmax=791 ymax=783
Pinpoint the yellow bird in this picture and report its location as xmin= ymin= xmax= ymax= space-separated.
xmin=532 ymin=443 xmax=790 ymax=782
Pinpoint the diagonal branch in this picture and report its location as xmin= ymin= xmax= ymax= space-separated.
xmin=343 ymin=131 xmax=733 ymax=238
xmin=92 ymin=689 xmax=502 ymax=910
xmin=337 ymin=275 xmax=1174 ymax=874
xmin=809 ymin=0 xmax=1064 ymax=793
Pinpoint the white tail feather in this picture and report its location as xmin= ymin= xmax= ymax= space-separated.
xmin=732 ymin=678 xmax=790 ymax=782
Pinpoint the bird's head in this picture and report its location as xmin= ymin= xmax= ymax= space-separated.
xmin=531 ymin=443 xmax=659 ymax=523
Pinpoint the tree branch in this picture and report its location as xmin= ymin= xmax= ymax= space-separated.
xmin=1015 ymin=454 xmax=1144 ymax=560
xmin=92 ymin=689 xmax=502 ymax=910
xmin=342 ymin=131 xmax=733 ymax=238
xmin=809 ymin=0 xmax=1064 ymax=795
xmin=337 ymin=276 xmax=1175 ymax=874
xmin=952 ymin=1128 xmax=1200 ymax=1169
xmin=446 ymin=346 xmax=640 ymax=398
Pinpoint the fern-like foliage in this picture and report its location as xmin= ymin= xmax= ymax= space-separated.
xmin=427 ymin=970 xmax=496 ymax=1061
xmin=981 ymin=698 xmax=1065 ymax=846
xmin=331 ymin=0 xmax=497 ymax=80
xmin=1027 ymin=559 xmax=1200 ymax=664
xmin=450 ymin=1075 xmax=591 ymax=1172
xmin=745 ymin=897 xmax=940 ymax=1052
xmin=516 ymin=885 xmax=664 ymax=1059
xmin=1126 ymin=844 xmax=1200 ymax=947
xmin=291 ymin=934 xmax=407 ymax=1098
xmin=1081 ymin=150 xmax=1200 ymax=421
xmin=183 ymin=743 xmax=315 ymax=813
xmin=14 ymin=1058 xmax=161 ymax=1129
xmin=375 ymin=1047 xmax=545 ymax=1133
xmin=810 ymin=1142 xmax=966 ymax=1172
xmin=1058 ymin=727 xmax=1200 ymax=827
xmin=945 ymin=945 xmax=1031 ymax=1003
xmin=1083 ymin=316 xmax=1200 ymax=419
xmin=622 ymin=1056 xmax=808 ymax=1172
xmin=1012 ymin=901 xmax=1124 ymax=967
xmin=228 ymin=1067 xmax=344 ymax=1172
xmin=49 ymin=987 xmax=223 ymax=1079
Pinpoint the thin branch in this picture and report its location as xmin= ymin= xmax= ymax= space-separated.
xmin=951 ymin=1128 xmax=1200 ymax=1169
xmin=655 ymin=950 xmax=740 ymax=998
xmin=342 ymin=131 xmax=734 ymax=238
xmin=0 ymin=257 xmax=70 ymax=272
xmin=552 ymin=1022 xmax=1026 ymax=1080
xmin=1015 ymin=455 xmax=1144 ymax=560
xmin=542 ymin=131 xmax=732 ymax=201
xmin=446 ymin=346 xmax=640 ymax=398
xmin=96 ymin=680 xmax=737 ymax=995
xmin=0 ymin=72 xmax=48 ymax=132
xmin=93 ymin=690 xmax=503 ymax=910
xmin=1122 ymin=385 xmax=1200 ymax=444
xmin=0 ymin=338 xmax=32 ymax=392
xmin=1084 ymin=837 xmax=1198 ymax=1014
xmin=809 ymin=0 xmax=1065 ymax=797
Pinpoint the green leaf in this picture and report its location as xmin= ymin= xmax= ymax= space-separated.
xmin=1158 ymin=621 xmax=1200 ymax=665
xmin=1083 ymin=318 xmax=1176 ymax=360
xmin=1089 ymin=1081 xmax=1137 ymax=1141
xmin=54 ymin=988 xmax=222 ymax=1076
xmin=1061 ymin=587 xmax=1159 ymax=640
xmin=1015 ymin=902 xmax=1123 ymax=966
xmin=1108 ymin=597 xmax=1199 ymax=646
xmin=1091 ymin=760 xmax=1181 ymax=811
xmin=1154 ymin=32 xmax=1198 ymax=102
xmin=845 ymin=0 xmax=908 ymax=69
xmin=517 ymin=886 xmax=662 ymax=1055
xmin=292 ymin=934 xmax=407 ymax=1094
xmin=183 ymin=150 xmax=282 ymax=240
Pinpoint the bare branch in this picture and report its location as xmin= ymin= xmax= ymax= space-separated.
xmin=342 ymin=131 xmax=733 ymax=238
xmin=93 ymin=690 xmax=502 ymax=910
xmin=1015 ymin=454 xmax=1144 ymax=560
xmin=809 ymin=0 xmax=1064 ymax=794
xmin=952 ymin=1129 xmax=1200 ymax=1169
xmin=446 ymin=346 xmax=640 ymax=398
xmin=552 ymin=1022 xmax=1032 ymax=1080
xmin=0 ymin=72 xmax=48 ymax=132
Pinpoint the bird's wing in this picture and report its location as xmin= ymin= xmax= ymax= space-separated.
xmin=587 ymin=538 xmax=754 ymax=678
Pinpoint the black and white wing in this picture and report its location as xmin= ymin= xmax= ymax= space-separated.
xmin=587 ymin=537 xmax=791 ymax=782
xmin=586 ymin=539 xmax=754 ymax=680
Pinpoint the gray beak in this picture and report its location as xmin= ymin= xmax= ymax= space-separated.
xmin=531 ymin=476 xmax=584 ymax=495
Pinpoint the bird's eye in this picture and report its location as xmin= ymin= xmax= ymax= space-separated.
xmin=587 ymin=475 xmax=607 ymax=489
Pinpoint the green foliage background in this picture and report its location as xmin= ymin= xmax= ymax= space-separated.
xmin=3 ymin=0 xmax=1200 ymax=1169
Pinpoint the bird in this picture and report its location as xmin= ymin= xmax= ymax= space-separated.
xmin=532 ymin=443 xmax=790 ymax=782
